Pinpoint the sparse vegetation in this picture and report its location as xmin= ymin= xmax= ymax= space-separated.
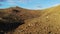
xmin=0 ymin=6 xmax=60 ymax=34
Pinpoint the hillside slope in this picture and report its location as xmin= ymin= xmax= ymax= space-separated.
xmin=11 ymin=6 xmax=60 ymax=34
xmin=0 ymin=6 xmax=43 ymax=20
xmin=0 ymin=6 xmax=43 ymax=34
xmin=1 ymin=6 xmax=60 ymax=34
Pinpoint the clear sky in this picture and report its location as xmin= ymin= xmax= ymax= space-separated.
xmin=0 ymin=0 xmax=60 ymax=9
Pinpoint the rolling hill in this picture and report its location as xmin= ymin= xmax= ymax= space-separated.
xmin=0 ymin=6 xmax=43 ymax=34
xmin=0 ymin=6 xmax=60 ymax=34
xmin=12 ymin=5 xmax=60 ymax=34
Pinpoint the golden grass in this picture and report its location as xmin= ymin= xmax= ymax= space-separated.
xmin=0 ymin=6 xmax=60 ymax=34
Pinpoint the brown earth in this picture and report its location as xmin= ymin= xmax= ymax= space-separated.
xmin=0 ymin=6 xmax=60 ymax=34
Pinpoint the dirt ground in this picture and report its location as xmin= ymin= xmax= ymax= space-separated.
xmin=7 ymin=7 xmax=60 ymax=34
xmin=1 ymin=6 xmax=60 ymax=34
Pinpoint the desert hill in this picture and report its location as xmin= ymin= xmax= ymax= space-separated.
xmin=0 ymin=6 xmax=43 ymax=34
xmin=0 ymin=6 xmax=43 ymax=20
xmin=0 ymin=6 xmax=60 ymax=34
xmin=12 ymin=5 xmax=60 ymax=34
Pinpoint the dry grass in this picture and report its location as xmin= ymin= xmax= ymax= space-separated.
xmin=0 ymin=6 xmax=60 ymax=34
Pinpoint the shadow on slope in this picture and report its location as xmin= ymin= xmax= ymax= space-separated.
xmin=0 ymin=20 xmax=24 ymax=32
xmin=0 ymin=9 xmax=25 ymax=34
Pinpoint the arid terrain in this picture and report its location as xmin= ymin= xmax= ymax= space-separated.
xmin=0 ymin=6 xmax=60 ymax=34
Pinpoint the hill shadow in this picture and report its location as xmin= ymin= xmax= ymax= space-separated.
xmin=0 ymin=19 xmax=24 ymax=34
xmin=0 ymin=9 xmax=24 ymax=34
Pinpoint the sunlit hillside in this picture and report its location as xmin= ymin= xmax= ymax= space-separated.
xmin=13 ymin=5 xmax=60 ymax=34
xmin=0 ymin=6 xmax=60 ymax=34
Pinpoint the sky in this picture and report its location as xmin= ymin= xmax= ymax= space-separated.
xmin=0 ymin=0 xmax=60 ymax=10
